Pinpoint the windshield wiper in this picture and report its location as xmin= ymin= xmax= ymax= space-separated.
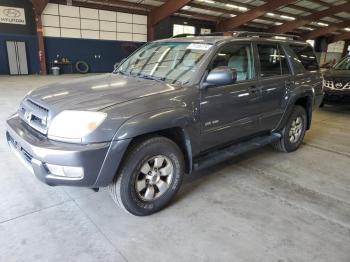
xmin=135 ymin=73 xmax=165 ymax=83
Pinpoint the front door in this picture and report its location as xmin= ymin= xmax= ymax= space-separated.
xmin=200 ymin=43 xmax=262 ymax=151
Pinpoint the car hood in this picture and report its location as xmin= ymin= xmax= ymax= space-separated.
xmin=324 ymin=69 xmax=350 ymax=80
xmin=28 ymin=74 xmax=180 ymax=112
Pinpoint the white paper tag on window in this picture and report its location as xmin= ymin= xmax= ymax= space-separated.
xmin=187 ymin=43 xmax=212 ymax=51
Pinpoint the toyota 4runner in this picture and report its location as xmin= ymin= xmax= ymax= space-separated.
xmin=6 ymin=32 xmax=324 ymax=216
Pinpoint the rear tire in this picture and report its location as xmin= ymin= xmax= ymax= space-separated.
xmin=272 ymin=105 xmax=307 ymax=153
xmin=108 ymin=136 xmax=185 ymax=216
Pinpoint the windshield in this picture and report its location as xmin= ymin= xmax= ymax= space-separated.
xmin=334 ymin=56 xmax=350 ymax=70
xmin=116 ymin=42 xmax=212 ymax=85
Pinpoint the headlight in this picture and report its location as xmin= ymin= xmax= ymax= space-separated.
xmin=48 ymin=110 xmax=107 ymax=141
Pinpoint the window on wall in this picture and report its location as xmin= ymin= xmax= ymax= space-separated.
xmin=41 ymin=3 xmax=147 ymax=42
xmin=200 ymin=28 xmax=211 ymax=35
xmin=173 ymin=24 xmax=195 ymax=36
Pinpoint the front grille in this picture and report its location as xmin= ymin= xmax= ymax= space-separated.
xmin=26 ymin=99 xmax=49 ymax=113
xmin=323 ymin=79 xmax=350 ymax=90
xmin=18 ymin=98 xmax=49 ymax=134
xmin=7 ymin=133 xmax=33 ymax=164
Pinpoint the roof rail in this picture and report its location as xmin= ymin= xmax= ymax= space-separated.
xmin=231 ymin=31 xmax=301 ymax=40
xmin=172 ymin=33 xmax=197 ymax=38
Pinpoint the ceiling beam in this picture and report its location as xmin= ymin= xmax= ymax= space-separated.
xmin=31 ymin=0 xmax=49 ymax=15
xmin=149 ymin=0 xmax=192 ymax=26
xmin=217 ymin=0 xmax=295 ymax=31
xmin=328 ymin=31 xmax=350 ymax=43
xmin=269 ymin=2 xmax=350 ymax=33
xmin=303 ymin=21 xmax=350 ymax=40
xmin=49 ymin=0 xmax=150 ymax=15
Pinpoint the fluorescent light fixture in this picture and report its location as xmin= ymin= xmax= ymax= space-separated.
xmin=199 ymin=0 xmax=215 ymax=3
xmin=317 ymin=22 xmax=328 ymax=26
xmin=345 ymin=28 xmax=350 ymax=32
xmin=274 ymin=22 xmax=282 ymax=26
xmin=226 ymin=4 xmax=238 ymax=8
xmin=280 ymin=15 xmax=295 ymax=20
xmin=267 ymin=13 xmax=275 ymax=16
xmin=225 ymin=4 xmax=247 ymax=11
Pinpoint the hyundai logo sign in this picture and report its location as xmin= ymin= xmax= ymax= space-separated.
xmin=0 ymin=6 xmax=26 ymax=25
xmin=3 ymin=8 xmax=21 ymax=18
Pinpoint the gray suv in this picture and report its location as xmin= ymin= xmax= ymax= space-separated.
xmin=6 ymin=33 xmax=324 ymax=216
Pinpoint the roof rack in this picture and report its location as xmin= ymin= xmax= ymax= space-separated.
xmin=171 ymin=31 xmax=302 ymax=40
xmin=231 ymin=31 xmax=301 ymax=40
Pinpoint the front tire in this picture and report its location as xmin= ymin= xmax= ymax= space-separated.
xmin=272 ymin=105 xmax=307 ymax=152
xmin=109 ymin=136 xmax=185 ymax=216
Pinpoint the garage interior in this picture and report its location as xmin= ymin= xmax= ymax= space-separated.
xmin=0 ymin=0 xmax=350 ymax=261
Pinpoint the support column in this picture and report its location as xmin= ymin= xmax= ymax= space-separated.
xmin=147 ymin=19 xmax=155 ymax=41
xmin=35 ymin=13 xmax=47 ymax=75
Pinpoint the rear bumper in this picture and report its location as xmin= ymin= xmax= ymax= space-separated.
xmin=6 ymin=114 xmax=130 ymax=187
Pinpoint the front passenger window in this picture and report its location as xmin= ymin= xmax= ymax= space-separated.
xmin=210 ymin=44 xmax=254 ymax=82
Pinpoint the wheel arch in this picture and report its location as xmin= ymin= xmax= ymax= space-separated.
xmin=276 ymin=92 xmax=314 ymax=131
xmin=113 ymin=109 xmax=198 ymax=174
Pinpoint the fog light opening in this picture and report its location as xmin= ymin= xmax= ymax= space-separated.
xmin=46 ymin=163 xmax=84 ymax=179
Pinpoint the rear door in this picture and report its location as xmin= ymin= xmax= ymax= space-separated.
xmin=255 ymin=43 xmax=291 ymax=131
xmin=199 ymin=42 xmax=262 ymax=151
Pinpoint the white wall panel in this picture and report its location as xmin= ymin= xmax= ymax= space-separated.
xmin=81 ymin=30 xmax=99 ymax=39
xmin=133 ymin=24 xmax=147 ymax=34
xmin=100 ymin=31 xmax=117 ymax=40
xmin=61 ymin=28 xmax=81 ymax=38
xmin=133 ymin=14 xmax=147 ymax=25
xmin=117 ymin=33 xmax=133 ymax=41
xmin=42 ymin=6 xmax=146 ymax=42
xmin=81 ymin=19 xmax=99 ymax=30
xmin=100 ymin=21 xmax=117 ymax=32
xmin=117 ymin=22 xmax=132 ymax=33
xmin=117 ymin=12 xmax=132 ymax=23
xmin=133 ymin=34 xmax=147 ymax=42
xmin=80 ymin=7 xmax=99 ymax=19
xmin=43 ymin=3 xmax=59 ymax=15
xmin=43 ymin=27 xmax=61 ymax=37
xmin=99 ymin=10 xmax=117 ymax=21
xmin=42 ymin=15 xmax=60 ymax=27
xmin=59 ymin=5 xmax=79 ymax=17
xmin=60 ymin=17 xmax=80 ymax=29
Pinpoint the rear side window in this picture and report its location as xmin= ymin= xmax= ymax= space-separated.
xmin=257 ymin=44 xmax=290 ymax=77
xmin=289 ymin=45 xmax=319 ymax=71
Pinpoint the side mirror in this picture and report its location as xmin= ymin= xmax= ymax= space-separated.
xmin=114 ymin=58 xmax=126 ymax=71
xmin=203 ymin=66 xmax=237 ymax=88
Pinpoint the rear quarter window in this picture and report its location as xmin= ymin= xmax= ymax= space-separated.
xmin=289 ymin=44 xmax=319 ymax=71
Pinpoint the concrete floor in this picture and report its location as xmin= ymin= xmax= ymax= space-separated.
xmin=0 ymin=75 xmax=350 ymax=262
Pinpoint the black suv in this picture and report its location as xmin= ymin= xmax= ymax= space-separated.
xmin=6 ymin=33 xmax=323 ymax=216
xmin=323 ymin=55 xmax=350 ymax=104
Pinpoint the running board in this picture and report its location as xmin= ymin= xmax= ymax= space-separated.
xmin=193 ymin=133 xmax=281 ymax=171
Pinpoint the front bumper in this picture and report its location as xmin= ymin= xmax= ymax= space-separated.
xmin=6 ymin=114 xmax=131 ymax=187
xmin=324 ymin=88 xmax=350 ymax=104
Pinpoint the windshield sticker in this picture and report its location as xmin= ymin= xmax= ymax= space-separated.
xmin=186 ymin=43 xmax=212 ymax=51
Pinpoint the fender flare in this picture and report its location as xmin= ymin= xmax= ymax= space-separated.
xmin=276 ymin=91 xmax=314 ymax=131
xmin=113 ymin=108 xmax=198 ymax=173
